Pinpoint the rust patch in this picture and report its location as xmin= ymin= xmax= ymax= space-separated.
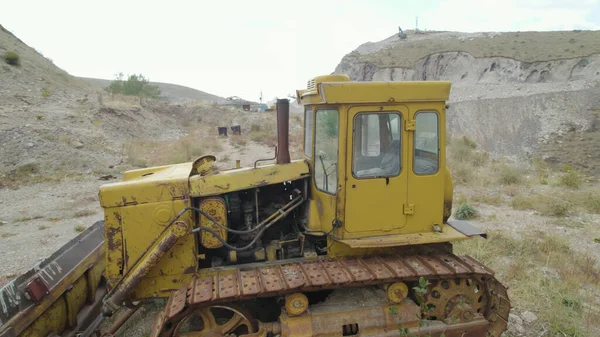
xmin=106 ymin=225 xmax=122 ymax=251
xmin=250 ymin=180 xmax=269 ymax=188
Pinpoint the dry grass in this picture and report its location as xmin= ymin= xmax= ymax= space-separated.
xmin=74 ymin=225 xmax=86 ymax=232
xmin=510 ymin=189 xmax=600 ymax=216
xmin=13 ymin=215 xmax=43 ymax=223
xmin=230 ymin=135 xmax=247 ymax=147
xmin=448 ymin=135 xmax=600 ymax=218
xmin=356 ymin=30 xmax=600 ymax=68
xmin=73 ymin=210 xmax=95 ymax=218
xmin=1 ymin=232 xmax=18 ymax=238
xmin=494 ymin=163 xmax=523 ymax=185
xmin=447 ymin=136 xmax=491 ymax=185
xmin=249 ymin=130 xmax=277 ymax=147
xmin=471 ymin=193 xmax=504 ymax=206
xmin=125 ymin=134 xmax=224 ymax=168
xmin=455 ymin=230 xmax=600 ymax=336
xmin=38 ymin=224 xmax=50 ymax=230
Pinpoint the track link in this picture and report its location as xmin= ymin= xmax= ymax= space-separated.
xmin=151 ymin=253 xmax=510 ymax=337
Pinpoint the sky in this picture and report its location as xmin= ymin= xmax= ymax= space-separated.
xmin=2 ymin=0 xmax=599 ymax=102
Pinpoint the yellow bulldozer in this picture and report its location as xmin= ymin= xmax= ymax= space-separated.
xmin=0 ymin=74 xmax=510 ymax=337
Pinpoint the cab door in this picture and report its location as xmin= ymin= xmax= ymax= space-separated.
xmin=405 ymin=107 xmax=445 ymax=233
xmin=344 ymin=105 xmax=409 ymax=234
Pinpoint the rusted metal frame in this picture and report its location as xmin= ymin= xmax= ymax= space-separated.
xmin=102 ymin=221 xmax=190 ymax=316
xmin=104 ymin=209 xmax=190 ymax=299
xmin=0 ymin=221 xmax=105 ymax=337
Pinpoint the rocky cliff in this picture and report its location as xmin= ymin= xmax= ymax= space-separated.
xmin=334 ymin=30 xmax=600 ymax=173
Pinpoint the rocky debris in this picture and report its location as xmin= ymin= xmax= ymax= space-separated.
xmin=16 ymin=158 xmax=39 ymax=174
xmin=521 ymin=311 xmax=538 ymax=324
xmin=508 ymin=313 xmax=526 ymax=336
xmin=72 ymin=140 xmax=84 ymax=149
xmin=26 ymin=142 xmax=34 ymax=148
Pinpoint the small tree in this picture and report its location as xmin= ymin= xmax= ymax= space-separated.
xmin=3 ymin=51 xmax=20 ymax=66
xmin=106 ymin=72 xmax=161 ymax=98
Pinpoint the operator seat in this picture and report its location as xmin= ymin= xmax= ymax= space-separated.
xmin=380 ymin=139 xmax=400 ymax=175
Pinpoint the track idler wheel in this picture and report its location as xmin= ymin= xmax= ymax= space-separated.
xmin=171 ymin=305 xmax=257 ymax=337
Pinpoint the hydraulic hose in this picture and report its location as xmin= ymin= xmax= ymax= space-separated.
xmin=191 ymin=197 xmax=304 ymax=251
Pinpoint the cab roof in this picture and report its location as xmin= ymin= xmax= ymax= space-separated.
xmin=296 ymin=74 xmax=451 ymax=105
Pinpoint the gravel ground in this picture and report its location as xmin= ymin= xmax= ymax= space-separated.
xmin=0 ymin=177 xmax=105 ymax=286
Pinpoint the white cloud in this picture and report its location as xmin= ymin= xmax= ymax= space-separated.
xmin=1 ymin=0 xmax=598 ymax=101
xmin=422 ymin=0 xmax=600 ymax=32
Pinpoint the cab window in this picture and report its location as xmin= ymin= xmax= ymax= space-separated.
xmin=314 ymin=109 xmax=338 ymax=194
xmin=304 ymin=108 xmax=313 ymax=158
xmin=413 ymin=111 xmax=439 ymax=175
xmin=352 ymin=112 xmax=401 ymax=178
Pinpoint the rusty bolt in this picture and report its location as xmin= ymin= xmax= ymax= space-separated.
xmin=293 ymin=300 xmax=301 ymax=308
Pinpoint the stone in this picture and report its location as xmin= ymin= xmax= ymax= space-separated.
xmin=26 ymin=142 xmax=34 ymax=148
xmin=16 ymin=159 xmax=39 ymax=174
xmin=508 ymin=313 xmax=525 ymax=336
xmin=72 ymin=141 xmax=84 ymax=149
xmin=521 ymin=311 xmax=538 ymax=324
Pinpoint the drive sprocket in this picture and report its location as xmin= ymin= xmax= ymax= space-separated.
xmin=422 ymin=277 xmax=489 ymax=321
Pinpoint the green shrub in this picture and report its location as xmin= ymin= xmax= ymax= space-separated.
xmin=584 ymin=193 xmax=600 ymax=214
xmin=538 ymin=196 xmax=571 ymax=217
xmin=3 ymin=51 xmax=20 ymax=66
xmin=511 ymin=195 xmax=535 ymax=210
xmin=496 ymin=164 xmax=522 ymax=185
xmin=449 ymin=161 xmax=474 ymax=185
xmin=454 ymin=203 xmax=479 ymax=220
xmin=558 ymin=169 xmax=582 ymax=189
xmin=447 ymin=137 xmax=488 ymax=168
xmin=106 ymin=73 xmax=160 ymax=98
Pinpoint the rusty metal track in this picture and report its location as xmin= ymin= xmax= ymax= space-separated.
xmin=0 ymin=221 xmax=106 ymax=337
xmin=152 ymin=253 xmax=510 ymax=337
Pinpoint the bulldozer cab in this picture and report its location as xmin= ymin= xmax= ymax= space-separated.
xmin=297 ymin=75 xmax=458 ymax=252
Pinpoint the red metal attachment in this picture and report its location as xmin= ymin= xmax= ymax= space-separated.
xmin=25 ymin=277 xmax=49 ymax=302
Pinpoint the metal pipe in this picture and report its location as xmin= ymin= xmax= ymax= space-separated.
xmin=105 ymin=305 xmax=141 ymax=335
xmin=276 ymin=98 xmax=291 ymax=164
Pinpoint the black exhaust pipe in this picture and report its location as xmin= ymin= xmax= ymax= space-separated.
xmin=276 ymin=98 xmax=291 ymax=164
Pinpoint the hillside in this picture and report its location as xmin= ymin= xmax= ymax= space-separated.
xmin=334 ymin=29 xmax=600 ymax=175
xmin=0 ymin=24 xmax=236 ymax=189
xmin=80 ymin=77 xmax=227 ymax=104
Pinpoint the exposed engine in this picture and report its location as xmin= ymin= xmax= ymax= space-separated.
xmin=193 ymin=178 xmax=321 ymax=268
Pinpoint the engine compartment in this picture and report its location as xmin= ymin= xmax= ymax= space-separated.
xmin=192 ymin=177 xmax=326 ymax=268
